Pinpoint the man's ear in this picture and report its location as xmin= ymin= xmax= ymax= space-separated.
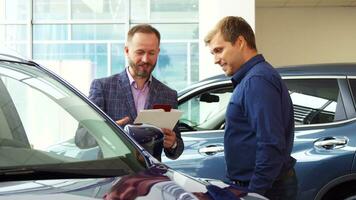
xmin=234 ymin=35 xmax=245 ymax=50
xmin=236 ymin=35 xmax=245 ymax=50
xmin=124 ymin=46 xmax=129 ymax=56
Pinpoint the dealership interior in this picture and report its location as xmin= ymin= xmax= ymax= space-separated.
xmin=1 ymin=0 xmax=356 ymax=93
xmin=1 ymin=0 xmax=356 ymax=200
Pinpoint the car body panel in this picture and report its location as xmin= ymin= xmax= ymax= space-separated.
xmin=165 ymin=130 xmax=227 ymax=181
xmin=0 ymin=165 xmax=217 ymax=200
xmin=163 ymin=63 xmax=356 ymax=200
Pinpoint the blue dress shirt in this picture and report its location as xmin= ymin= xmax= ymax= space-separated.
xmin=224 ymin=54 xmax=296 ymax=194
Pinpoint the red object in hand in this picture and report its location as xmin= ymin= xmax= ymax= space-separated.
xmin=153 ymin=104 xmax=172 ymax=112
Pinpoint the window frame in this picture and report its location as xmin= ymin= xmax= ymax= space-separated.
xmin=178 ymin=75 xmax=356 ymax=132
xmin=283 ymin=76 xmax=347 ymax=125
xmin=345 ymin=76 xmax=356 ymax=118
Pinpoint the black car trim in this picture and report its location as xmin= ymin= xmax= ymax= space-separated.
xmin=346 ymin=77 xmax=356 ymax=116
xmin=0 ymin=168 xmax=129 ymax=182
xmin=339 ymin=79 xmax=356 ymax=118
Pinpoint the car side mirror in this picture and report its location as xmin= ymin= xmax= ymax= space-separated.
xmin=124 ymin=124 xmax=164 ymax=161
xmin=199 ymin=93 xmax=219 ymax=103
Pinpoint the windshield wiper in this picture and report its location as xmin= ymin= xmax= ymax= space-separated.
xmin=0 ymin=167 xmax=130 ymax=182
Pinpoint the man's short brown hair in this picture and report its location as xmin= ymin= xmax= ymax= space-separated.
xmin=127 ymin=24 xmax=161 ymax=44
xmin=204 ymin=16 xmax=256 ymax=50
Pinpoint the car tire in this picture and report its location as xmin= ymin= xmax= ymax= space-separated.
xmin=322 ymin=185 xmax=356 ymax=200
xmin=344 ymin=195 xmax=356 ymax=200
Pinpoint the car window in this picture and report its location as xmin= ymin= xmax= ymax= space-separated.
xmin=178 ymin=78 xmax=345 ymax=132
xmin=0 ymin=61 xmax=145 ymax=171
xmin=178 ymin=87 xmax=232 ymax=131
xmin=284 ymin=78 xmax=346 ymax=125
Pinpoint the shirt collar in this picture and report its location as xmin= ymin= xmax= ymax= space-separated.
xmin=231 ymin=54 xmax=265 ymax=87
xmin=126 ymin=67 xmax=152 ymax=89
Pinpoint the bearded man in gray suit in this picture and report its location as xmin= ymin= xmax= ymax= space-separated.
xmin=78 ymin=24 xmax=183 ymax=160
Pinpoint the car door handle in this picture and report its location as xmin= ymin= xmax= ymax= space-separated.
xmin=198 ymin=145 xmax=224 ymax=155
xmin=314 ymin=137 xmax=347 ymax=149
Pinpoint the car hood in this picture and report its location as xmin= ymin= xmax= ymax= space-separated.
xmin=0 ymin=164 xmax=249 ymax=200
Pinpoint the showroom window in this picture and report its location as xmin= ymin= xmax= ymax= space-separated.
xmin=0 ymin=0 xmax=199 ymax=92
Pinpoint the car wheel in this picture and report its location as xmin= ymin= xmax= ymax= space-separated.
xmin=322 ymin=185 xmax=356 ymax=200
xmin=344 ymin=195 xmax=356 ymax=200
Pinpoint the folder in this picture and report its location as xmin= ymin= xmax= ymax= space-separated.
xmin=134 ymin=109 xmax=183 ymax=130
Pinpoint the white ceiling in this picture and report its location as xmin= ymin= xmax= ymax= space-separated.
xmin=256 ymin=0 xmax=356 ymax=7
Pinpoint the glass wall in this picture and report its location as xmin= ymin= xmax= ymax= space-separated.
xmin=0 ymin=0 xmax=199 ymax=91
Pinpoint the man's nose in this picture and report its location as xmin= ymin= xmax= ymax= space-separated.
xmin=214 ymin=55 xmax=220 ymax=65
xmin=142 ymin=53 xmax=149 ymax=62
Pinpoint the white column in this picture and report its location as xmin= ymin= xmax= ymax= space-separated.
xmin=199 ymin=0 xmax=255 ymax=80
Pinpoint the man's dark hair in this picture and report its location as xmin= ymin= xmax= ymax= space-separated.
xmin=127 ymin=24 xmax=161 ymax=44
xmin=204 ymin=16 xmax=256 ymax=50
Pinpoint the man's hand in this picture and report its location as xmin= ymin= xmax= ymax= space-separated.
xmin=162 ymin=128 xmax=177 ymax=149
xmin=116 ymin=116 xmax=130 ymax=126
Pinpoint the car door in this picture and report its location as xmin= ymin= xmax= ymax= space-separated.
xmin=162 ymin=81 xmax=232 ymax=181
xmin=285 ymin=76 xmax=356 ymax=199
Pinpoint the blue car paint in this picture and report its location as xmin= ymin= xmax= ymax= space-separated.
xmin=163 ymin=63 xmax=356 ymax=200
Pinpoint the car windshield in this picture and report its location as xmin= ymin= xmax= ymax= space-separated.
xmin=0 ymin=60 xmax=145 ymax=174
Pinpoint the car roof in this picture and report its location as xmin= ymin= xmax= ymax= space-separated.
xmin=277 ymin=63 xmax=356 ymax=76
xmin=179 ymin=63 xmax=356 ymax=96
xmin=0 ymin=47 xmax=30 ymax=63
xmin=207 ymin=63 xmax=356 ymax=80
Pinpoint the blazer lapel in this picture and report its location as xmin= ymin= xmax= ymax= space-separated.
xmin=146 ymin=77 xmax=159 ymax=109
xmin=117 ymin=71 xmax=137 ymax=121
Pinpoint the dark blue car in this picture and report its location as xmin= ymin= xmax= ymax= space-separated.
xmin=163 ymin=63 xmax=356 ymax=200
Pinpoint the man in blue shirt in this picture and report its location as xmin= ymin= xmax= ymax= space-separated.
xmin=204 ymin=16 xmax=297 ymax=199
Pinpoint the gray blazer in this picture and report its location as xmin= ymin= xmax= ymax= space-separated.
xmin=79 ymin=70 xmax=183 ymax=160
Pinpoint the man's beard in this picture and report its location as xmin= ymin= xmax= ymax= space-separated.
xmin=129 ymin=59 xmax=156 ymax=78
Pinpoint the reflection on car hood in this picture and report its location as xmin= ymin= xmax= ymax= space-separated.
xmin=0 ymin=164 xmax=250 ymax=200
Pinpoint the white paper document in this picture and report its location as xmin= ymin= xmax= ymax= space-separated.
xmin=134 ymin=109 xmax=183 ymax=130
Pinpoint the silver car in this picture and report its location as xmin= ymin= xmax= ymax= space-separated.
xmin=0 ymin=49 xmax=266 ymax=200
